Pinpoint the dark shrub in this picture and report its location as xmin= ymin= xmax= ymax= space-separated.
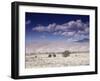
xmin=53 ymin=54 xmax=56 ymax=57
xmin=62 ymin=50 xmax=70 ymax=57
xmin=35 ymin=56 xmax=37 ymax=58
xmin=48 ymin=54 xmax=52 ymax=57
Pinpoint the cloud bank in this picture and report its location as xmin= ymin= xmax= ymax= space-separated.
xmin=32 ymin=19 xmax=89 ymax=42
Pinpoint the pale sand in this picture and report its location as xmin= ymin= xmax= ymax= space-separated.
xmin=25 ymin=42 xmax=89 ymax=68
xmin=25 ymin=53 xmax=89 ymax=68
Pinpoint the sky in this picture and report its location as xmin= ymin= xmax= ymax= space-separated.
xmin=25 ymin=12 xmax=89 ymax=44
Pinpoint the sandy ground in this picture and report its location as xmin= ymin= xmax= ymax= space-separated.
xmin=25 ymin=52 xmax=89 ymax=68
xmin=25 ymin=42 xmax=89 ymax=68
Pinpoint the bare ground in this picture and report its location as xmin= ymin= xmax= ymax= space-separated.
xmin=25 ymin=53 xmax=89 ymax=68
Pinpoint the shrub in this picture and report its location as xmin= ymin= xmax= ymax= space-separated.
xmin=48 ymin=54 xmax=52 ymax=57
xmin=62 ymin=50 xmax=70 ymax=57
xmin=53 ymin=54 xmax=56 ymax=57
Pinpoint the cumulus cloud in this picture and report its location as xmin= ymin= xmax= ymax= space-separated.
xmin=32 ymin=19 xmax=89 ymax=41
xmin=32 ymin=26 xmax=46 ymax=32
xmin=26 ymin=20 xmax=31 ymax=25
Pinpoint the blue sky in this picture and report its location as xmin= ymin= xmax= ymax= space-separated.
xmin=25 ymin=12 xmax=89 ymax=43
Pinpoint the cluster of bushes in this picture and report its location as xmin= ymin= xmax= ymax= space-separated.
xmin=48 ymin=53 xmax=56 ymax=57
xmin=48 ymin=50 xmax=71 ymax=58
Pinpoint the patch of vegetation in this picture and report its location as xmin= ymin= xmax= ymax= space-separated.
xmin=48 ymin=54 xmax=52 ymax=57
xmin=62 ymin=50 xmax=71 ymax=57
xmin=53 ymin=54 xmax=56 ymax=57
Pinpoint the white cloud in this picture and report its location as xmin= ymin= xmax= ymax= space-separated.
xmin=47 ymin=23 xmax=56 ymax=32
xmin=32 ymin=26 xmax=46 ymax=32
xmin=32 ymin=19 xmax=89 ymax=41
xmin=53 ymin=31 xmax=62 ymax=35
xmin=68 ymin=31 xmax=75 ymax=36
xmin=26 ymin=20 xmax=31 ymax=25
xmin=61 ymin=32 xmax=68 ymax=36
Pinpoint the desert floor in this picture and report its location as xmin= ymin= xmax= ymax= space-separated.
xmin=25 ymin=53 xmax=89 ymax=68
